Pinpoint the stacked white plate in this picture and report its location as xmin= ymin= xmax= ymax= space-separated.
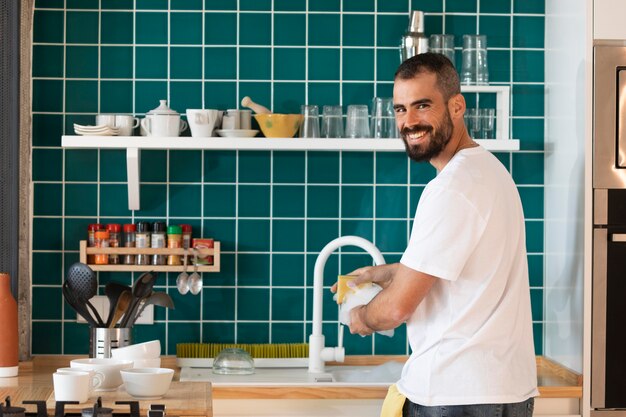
xmin=74 ymin=123 xmax=120 ymax=136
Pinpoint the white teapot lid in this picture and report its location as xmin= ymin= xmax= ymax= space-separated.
xmin=147 ymin=100 xmax=179 ymax=115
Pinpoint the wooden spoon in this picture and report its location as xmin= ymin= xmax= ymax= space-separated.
xmin=108 ymin=290 xmax=132 ymax=328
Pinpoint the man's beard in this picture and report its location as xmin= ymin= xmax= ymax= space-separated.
xmin=401 ymin=109 xmax=454 ymax=163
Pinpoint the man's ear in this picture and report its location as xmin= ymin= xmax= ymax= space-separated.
xmin=448 ymin=93 xmax=466 ymax=121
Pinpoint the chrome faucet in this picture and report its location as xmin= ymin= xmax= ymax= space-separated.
xmin=308 ymin=235 xmax=386 ymax=373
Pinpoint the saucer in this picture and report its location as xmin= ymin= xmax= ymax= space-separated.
xmin=216 ymin=129 xmax=259 ymax=138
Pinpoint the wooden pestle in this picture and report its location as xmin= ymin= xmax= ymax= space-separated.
xmin=241 ymin=96 xmax=271 ymax=114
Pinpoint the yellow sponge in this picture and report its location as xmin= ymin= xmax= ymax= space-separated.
xmin=337 ymin=275 xmax=359 ymax=304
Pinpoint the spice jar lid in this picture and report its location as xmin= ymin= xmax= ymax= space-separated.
xmin=146 ymin=99 xmax=179 ymax=115
xmin=168 ymin=225 xmax=182 ymax=235
xmin=152 ymin=221 xmax=167 ymax=233
xmin=123 ymin=223 xmax=136 ymax=232
xmin=180 ymin=224 xmax=192 ymax=233
xmin=136 ymin=221 xmax=151 ymax=232
xmin=107 ymin=223 xmax=121 ymax=233
xmin=95 ymin=231 xmax=109 ymax=239
xmin=88 ymin=223 xmax=104 ymax=231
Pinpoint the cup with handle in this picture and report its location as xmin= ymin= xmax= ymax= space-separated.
xmin=115 ymin=115 xmax=140 ymax=136
xmin=56 ymin=367 xmax=105 ymax=395
xmin=96 ymin=114 xmax=116 ymax=128
xmin=187 ymin=109 xmax=221 ymax=137
xmin=53 ymin=370 xmax=97 ymax=403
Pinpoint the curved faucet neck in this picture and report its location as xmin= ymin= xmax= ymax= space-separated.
xmin=311 ymin=236 xmax=385 ymax=338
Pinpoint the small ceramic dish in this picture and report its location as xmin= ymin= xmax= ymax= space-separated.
xmin=215 ymin=129 xmax=259 ymax=138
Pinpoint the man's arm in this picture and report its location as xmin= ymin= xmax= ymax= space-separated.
xmin=349 ymin=263 xmax=437 ymax=335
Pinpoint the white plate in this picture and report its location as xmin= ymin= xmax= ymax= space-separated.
xmin=216 ymin=129 xmax=259 ymax=138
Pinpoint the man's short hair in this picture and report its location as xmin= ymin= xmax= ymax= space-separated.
xmin=395 ymin=53 xmax=461 ymax=101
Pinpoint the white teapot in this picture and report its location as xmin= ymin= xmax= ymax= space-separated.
xmin=141 ymin=100 xmax=188 ymax=137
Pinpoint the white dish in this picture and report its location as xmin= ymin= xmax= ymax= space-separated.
xmin=73 ymin=123 xmax=120 ymax=136
xmin=216 ymin=129 xmax=259 ymax=138
xmin=121 ymin=368 xmax=174 ymax=399
xmin=70 ymin=358 xmax=133 ymax=391
xmin=111 ymin=340 xmax=161 ymax=359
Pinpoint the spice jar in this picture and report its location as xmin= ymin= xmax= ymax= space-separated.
xmin=180 ymin=224 xmax=192 ymax=249
xmin=94 ymin=230 xmax=110 ymax=265
xmin=167 ymin=225 xmax=182 ymax=265
xmin=136 ymin=221 xmax=151 ymax=265
xmin=123 ymin=224 xmax=136 ymax=265
xmin=87 ymin=223 xmax=104 ymax=264
xmin=107 ymin=224 xmax=121 ymax=264
xmin=151 ymin=221 xmax=167 ymax=265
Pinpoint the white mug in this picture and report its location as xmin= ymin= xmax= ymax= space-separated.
xmin=222 ymin=109 xmax=240 ymax=130
xmin=141 ymin=114 xmax=188 ymax=137
xmin=187 ymin=109 xmax=221 ymax=137
xmin=239 ymin=109 xmax=252 ymax=130
xmin=115 ymin=115 xmax=140 ymax=136
xmin=56 ymin=367 xmax=104 ymax=395
xmin=53 ymin=370 xmax=99 ymax=403
xmin=96 ymin=114 xmax=116 ymax=128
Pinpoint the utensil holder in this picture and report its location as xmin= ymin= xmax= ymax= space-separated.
xmin=90 ymin=327 xmax=132 ymax=358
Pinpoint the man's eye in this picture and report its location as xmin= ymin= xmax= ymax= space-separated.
xmin=417 ymin=103 xmax=429 ymax=109
xmin=394 ymin=108 xmax=405 ymax=114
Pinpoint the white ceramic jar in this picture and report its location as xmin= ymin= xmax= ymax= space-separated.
xmin=141 ymin=100 xmax=188 ymax=137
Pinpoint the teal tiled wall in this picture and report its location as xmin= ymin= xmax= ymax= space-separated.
xmin=31 ymin=0 xmax=546 ymax=355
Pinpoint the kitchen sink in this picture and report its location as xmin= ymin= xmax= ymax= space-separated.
xmin=179 ymin=362 xmax=403 ymax=387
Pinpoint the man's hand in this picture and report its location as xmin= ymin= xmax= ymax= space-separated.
xmin=330 ymin=263 xmax=400 ymax=293
xmin=348 ymin=305 xmax=374 ymax=336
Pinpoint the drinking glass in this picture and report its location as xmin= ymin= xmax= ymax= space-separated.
xmin=480 ymin=108 xmax=496 ymax=139
xmin=321 ymin=105 xmax=344 ymax=138
xmin=370 ymin=98 xmax=398 ymax=138
xmin=465 ymin=108 xmax=481 ymax=138
xmin=299 ymin=105 xmax=320 ymax=138
xmin=345 ymin=105 xmax=371 ymax=138
xmin=429 ymin=34 xmax=455 ymax=65
xmin=461 ymin=35 xmax=489 ymax=85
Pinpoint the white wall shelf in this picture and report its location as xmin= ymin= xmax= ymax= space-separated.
xmin=61 ymin=135 xmax=520 ymax=210
xmin=460 ymin=85 xmax=511 ymax=141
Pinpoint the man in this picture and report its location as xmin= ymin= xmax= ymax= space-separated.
xmin=341 ymin=53 xmax=538 ymax=416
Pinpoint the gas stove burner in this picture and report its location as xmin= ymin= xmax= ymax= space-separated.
xmin=0 ymin=397 xmax=161 ymax=417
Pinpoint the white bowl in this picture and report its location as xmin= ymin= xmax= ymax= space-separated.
xmin=121 ymin=368 xmax=174 ymax=399
xmin=111 ymin=340 xmax=161 ymax=359
xmin=70 ymin=358 xmax=133 ymax=391
xmin=131 ymin=358 xmax=161 ymax=369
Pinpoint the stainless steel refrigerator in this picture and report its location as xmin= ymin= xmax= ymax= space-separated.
xmin=592 ymin=44 xmax=626 ymax=414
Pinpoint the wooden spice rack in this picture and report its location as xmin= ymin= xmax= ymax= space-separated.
xmin=78 ymin=240 xmax=221 ymax=272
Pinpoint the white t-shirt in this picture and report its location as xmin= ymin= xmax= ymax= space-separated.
xmin=397 ymin=146 xmax=539 ymax=406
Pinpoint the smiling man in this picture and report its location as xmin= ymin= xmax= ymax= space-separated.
xmin=342 ymin=53 xmax=539 ymax=416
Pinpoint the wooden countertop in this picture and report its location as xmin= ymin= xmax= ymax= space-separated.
xmin=0 ymin=355 xmax=581 ymax=406
xmin=0 ymin=358 xmax=212 ymax=417
xmin=210 ymin=355 xmax=583 ymax=400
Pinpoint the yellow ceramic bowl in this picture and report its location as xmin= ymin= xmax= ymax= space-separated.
xmin=254 ymin=114 xmax=303 ymax=138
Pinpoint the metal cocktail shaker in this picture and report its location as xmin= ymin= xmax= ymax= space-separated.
xmin=400 ymin=10 xmax=429 ymax=63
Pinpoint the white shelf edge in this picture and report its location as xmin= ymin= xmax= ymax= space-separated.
xmin=460 ymin=85 xmax=510 ymax=93
xmin=61 ymin=136 xmax=519 ymax=210
xmin=62 ymin=136 xmax=519 ymax=151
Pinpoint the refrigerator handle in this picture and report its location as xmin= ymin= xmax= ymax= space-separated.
xmin=611 ymin=233 xmax=626 ymax=242
xmin=592 ymin=228 xmax=608 ymax=408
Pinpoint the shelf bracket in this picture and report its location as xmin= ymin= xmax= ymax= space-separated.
xmin=126 ymin=147 xmax=140 ymax=210
xmin=496 ymin=87 xmax=510 ymax=140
